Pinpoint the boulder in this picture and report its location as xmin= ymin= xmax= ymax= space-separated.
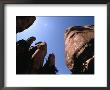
xmin=64 ymin=25 xmax=94 ymax=74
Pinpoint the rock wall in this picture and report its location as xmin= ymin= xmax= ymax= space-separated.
xmin=64 ymin=25 xmax=94 ymax=74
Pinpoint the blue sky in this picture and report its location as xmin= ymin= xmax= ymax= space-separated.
xmin=17 ymin=16 xmax=94 ymax=74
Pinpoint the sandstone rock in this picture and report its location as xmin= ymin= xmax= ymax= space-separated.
xmin=31 ymin=42 xmax=47 ymax=73
xmin=64 ymin=25 xmax=94 ymax=74
xmin=16 ymin=37 xmax=58 ymax=74
xmin=16 ymin=16 xmax=36 ymax=33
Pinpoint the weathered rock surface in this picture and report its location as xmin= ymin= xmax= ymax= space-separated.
xmin=16 ymin=16 xmax=36 ymax=33
xmin=65 ymin=25 xmax=94 ymax=74
xmin=31 ymin=42 xmax=47 ymax=73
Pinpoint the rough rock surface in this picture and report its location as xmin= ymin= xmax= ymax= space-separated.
xmin=64 ymin=25 xmax=94 ymax=74
xmin=31 ymin=42 xmax=47 ymax=73
xmin=16 ymin=16 xmax=36 ymax=33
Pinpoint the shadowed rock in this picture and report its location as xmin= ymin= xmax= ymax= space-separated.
xmin=16 ymin=36 xmax=58 ymax=74
xmin=16 ymin=36 xmax=36 ymax=74
xmin=42 ymin=53 xmax=58 ymax=74
xmin=16 ymin=16 xmax=36 ymax=33
xmin=16 ymin=16 xmax=58 ymax=74
xmin=64 ymin=25 xmax=94 ymax=74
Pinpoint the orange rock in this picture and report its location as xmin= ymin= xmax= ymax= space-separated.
xmin=31 ymin=42 xmax=47 ymax=73
xmin=64 ymin=25 xmax=94 ymax=74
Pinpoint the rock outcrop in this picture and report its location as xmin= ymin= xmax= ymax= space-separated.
xmin=31 ymin=42 xmax=47 ymax=73
xmin=42 ymin=53 xmax=58 ymax=74
xmin=16 ymin=37 xmax=58 ymax=74
xmin=65 ymin=25 xmax=94 ymax=74
xmin=16 ymin=16 xmax=58 ymax=74
xmin=16 ymin=16 xmax=36 ymax=33
xmin=16 ymin=36 xmax=36 ymax=74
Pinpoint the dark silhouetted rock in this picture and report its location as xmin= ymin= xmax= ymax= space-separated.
xmin=64 ymin=25 xmax=94 ymax=74
xmin=16 ymin=16 xmax=36 ymax=33
xmin=16 ymin=36 xmax=58 ymax=74
xmin=42 ymin=53 xmax=58 ymax=74
xmin=16 ymin=36 xmax=36 ymax=74
xmin=16 ymin=16 xmax=58 ymax=74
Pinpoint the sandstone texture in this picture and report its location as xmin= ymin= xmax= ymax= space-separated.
xmin=65 ymin=25 xmax=94 ymax=74
xmin=16 ymin=16 xmax=36 ymax=33
xmin=31 ymin=42 xmax=47 ymax=73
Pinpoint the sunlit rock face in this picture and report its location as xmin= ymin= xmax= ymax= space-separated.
xmin=16 ymin=16 xmax=36 ymax=33
xmin=31 ymin=42 xmax=47 ymax=73
xmin=64 ymin=25 xmax=94 ymax=74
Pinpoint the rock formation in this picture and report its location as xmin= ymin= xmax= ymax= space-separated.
xmin=16 ymin=36 xmax=36 ymax=74
xmin=31 ymin=42 xmax=47 ymax=73
xmin=42 ymin=53 xmax=58 ymax=74
xmin=64 ymin=25 xmax=94 ymax=74
xmin=16 ymin=16 xmax=58 ymax=74
xmin=16 ymin=16 xmax=36 ymax=33
xmin=16 ymin=37 xmax=58 ymax=74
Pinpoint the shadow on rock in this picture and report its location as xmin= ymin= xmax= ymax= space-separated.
xmin=65 ymin=25 xmax=94 ymax=74
xmin=16 ymin=37 xmax=58 ymax=74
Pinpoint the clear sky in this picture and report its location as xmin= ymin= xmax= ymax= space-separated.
xmin=17 ymin=16 xmax=94 ymax=74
